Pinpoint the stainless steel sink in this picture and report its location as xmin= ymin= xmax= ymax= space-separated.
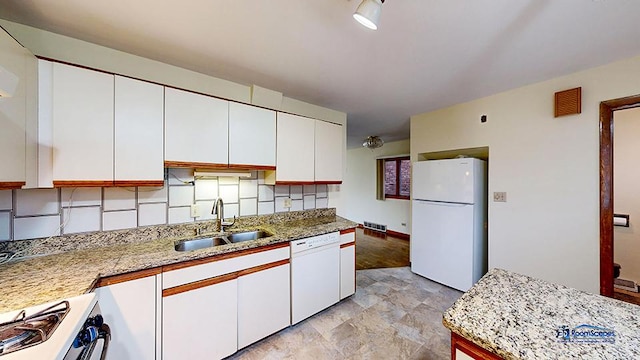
xmin=227 ymin=230 xmax=271 ymax=243
xmin=174 ymin=237 xmax=229 ymax=252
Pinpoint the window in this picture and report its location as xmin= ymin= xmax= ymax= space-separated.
xmin=379 ymin=156 xmax=410 ymax=200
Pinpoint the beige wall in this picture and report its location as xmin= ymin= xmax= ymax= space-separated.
xmin=613 ymin=107 xmax=640 ymax=284
xmin=342 ymin=139 xmax=411 ymax=234
xmin=411 ymin=54 xmax=640 ymax=293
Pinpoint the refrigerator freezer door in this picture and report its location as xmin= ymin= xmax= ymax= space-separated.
xmin=411 ymin=200 xmax=475 ymax=291
xmin=412 ymin=159 xmax=476 ymax=204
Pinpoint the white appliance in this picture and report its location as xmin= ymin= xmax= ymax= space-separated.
xmin=0 ymin=293 xmax=110 ymax=360
xmin=411 ymin=158 xmax=487 ymax=292
xmin=290 ymin=232 xmax=340 ymax=324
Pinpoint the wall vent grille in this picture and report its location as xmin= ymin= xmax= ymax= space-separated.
xmin=363 ymin=221 xmax=387 ymax=233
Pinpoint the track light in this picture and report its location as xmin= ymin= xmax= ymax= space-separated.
xmin=353 ymin=0 xmax=384 ymax=30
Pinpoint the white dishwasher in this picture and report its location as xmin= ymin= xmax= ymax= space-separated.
xmin=290 ymin=232 xmax=340 ymax=324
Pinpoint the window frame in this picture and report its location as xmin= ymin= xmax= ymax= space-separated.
xmin=383 ymin=156 xmax=410 ymax=200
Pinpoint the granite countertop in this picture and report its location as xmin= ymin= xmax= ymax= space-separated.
xmin=443 ymin=268 xmax=640 ymax=359
xmin=0 ymin=213 xmax=357 ymax=313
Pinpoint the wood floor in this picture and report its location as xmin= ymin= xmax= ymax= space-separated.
xmin=356 ymin=228 xmax=410 ymax=270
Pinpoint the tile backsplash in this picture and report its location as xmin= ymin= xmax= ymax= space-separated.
xmin=0 ymin=169 xmax=330 ymax=241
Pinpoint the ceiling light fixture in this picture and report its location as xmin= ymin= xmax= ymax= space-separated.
xmin=353 ymin=0 xmax=384 ymax=30
xmin=363 ymin=136 xmax=384 ymax=149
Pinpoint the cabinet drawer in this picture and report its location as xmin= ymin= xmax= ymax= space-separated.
xmin=162 ymin=246 xmax=289 ymax=289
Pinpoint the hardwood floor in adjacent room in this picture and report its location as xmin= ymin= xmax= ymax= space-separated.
xmin=356 ymin=228 xmax=410 ymax=270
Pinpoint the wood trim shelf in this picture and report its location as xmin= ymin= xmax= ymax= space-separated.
xmin=0 ymin=182 xmax=25 ymax=190
xmin=314 ymin=181 xmax=342 ymax=185
xmin=114 ymin=180 xmax=165 ymax=187
xmin=162 ymin=242 xmax=289 ymax=273
xmin=94 ymin=268 xmax=162 ymax=288
xmin=451 ymin=332 xmax=503 ymax=360
xmin=53 ymin=180 xmax=114 ymax=187
xmin=275 ymin=181 xmax=317 ymax=185
xmin=162 ymin=272 xmax=238 ymax=297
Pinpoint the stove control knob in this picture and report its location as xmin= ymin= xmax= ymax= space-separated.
xmin=86 ymin=314 xmax=104 ymax=328
xmin=73 ymin=326 xmax=99 ymax=348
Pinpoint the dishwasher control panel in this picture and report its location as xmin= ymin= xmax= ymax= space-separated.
xmin=290 ymin=232 xmax=340 ymax=254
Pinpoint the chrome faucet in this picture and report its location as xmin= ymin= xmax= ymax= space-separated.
xmin=212 ymin=197 xmax=236 ymax=232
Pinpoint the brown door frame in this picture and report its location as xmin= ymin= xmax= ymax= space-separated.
xmin=599 ymin=94 xmax=640 ymax=297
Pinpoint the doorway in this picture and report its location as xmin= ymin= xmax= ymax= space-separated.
xmin=599 ymin=94 xmax=640 ymax=300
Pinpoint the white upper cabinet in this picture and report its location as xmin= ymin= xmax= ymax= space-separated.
xmin=228 ymin=102 xmax=276 ymax=168
xmin=0 ymin=27 xmax=35 ymax=188
xmin=275 ymin=112 xmax=315 ymax=183
xmin=314 ymin=120 xmax=343 ymax=183
xmin=165 ymin=87 xmax=229 ymax=167
xmin=114 ymin=76 xmax=164 ymax=184
xmin=52 ymin=62 xmax=114 ymax=185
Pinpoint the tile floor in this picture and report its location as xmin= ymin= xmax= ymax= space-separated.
xmin=228 ymin=267 xmax=463 ymax=360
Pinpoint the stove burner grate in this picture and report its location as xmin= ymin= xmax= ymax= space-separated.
xmin=0 ymin=300 xmax=70 ymax=356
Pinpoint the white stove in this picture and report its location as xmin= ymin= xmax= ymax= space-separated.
xmin=0 ymin=293 xmax=106 ymax=360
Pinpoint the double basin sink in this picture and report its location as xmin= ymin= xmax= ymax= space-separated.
xmin=175 ymin=230 xmax=272 ymax=252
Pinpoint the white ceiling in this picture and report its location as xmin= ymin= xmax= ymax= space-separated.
xmin=1 ymin=1 xmax=640 ymax=148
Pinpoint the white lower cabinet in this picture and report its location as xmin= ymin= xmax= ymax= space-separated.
xmin=94 ymin=275 xmax=159 ymax=360
xmin=162 ymin=276 xmax=238 ymax=359
xmin=238 ymin=263 xmax=290 ymax=349
xmin=161 ymin=245 xmax=290 ymax=359
xmin=340 ymin=230 xmax=356 ymax=299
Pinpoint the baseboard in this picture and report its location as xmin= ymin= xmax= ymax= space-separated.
xmin=387 ymin=229 xmax=410 ymax=241
xmin=357 ymin=224 xmax=410 ymax=240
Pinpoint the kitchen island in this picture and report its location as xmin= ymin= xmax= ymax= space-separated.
xmin=443 ymin=268 xmax=640 ymax=359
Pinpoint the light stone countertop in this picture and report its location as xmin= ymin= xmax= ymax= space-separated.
xmin=443 ymin=268 xmax=640 ymax=359
xmin=0 ymin=214 xmax=357 ymax=313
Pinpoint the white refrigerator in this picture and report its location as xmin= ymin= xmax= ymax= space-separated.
xmin=411 ymin=158 xmax=487 ymax=292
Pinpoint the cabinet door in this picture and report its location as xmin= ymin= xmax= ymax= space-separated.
xmin=275 ymin=113 xmax=314 ymax=183
xmin=0 ymin=28 xmax=31 ymax=187
xmin=162 ymin=277 xmax=237 ymax=359
xmin=95 ymin=275 xmax=158 ymax=360
xmin=238 ymin=263 xmax=290 ymax=349
xmin=228 ymin=102 xmax=276 ymax=168
xmin=165 ymin=87 xmax=228 ymax=167
xmin=340 ymin=245 xmax=356 ymax=299
xmin=314 ymin=120 xmax=343 ymax=183
xmin=114 ymin=76 xmax=164 ymax=184
xmin=52 ymin=63 xmax=114 ymax=184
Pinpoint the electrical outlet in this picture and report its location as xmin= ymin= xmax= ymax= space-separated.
xmin=401 ymin=222 xmax=407 ymax=227
xmin=493 ymin=192 xmax=507 ymax=202
xmin=190 ymin=204 xmax=200 ymax=217
xmin=284 ymin=198 xmax=292 ymax=208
